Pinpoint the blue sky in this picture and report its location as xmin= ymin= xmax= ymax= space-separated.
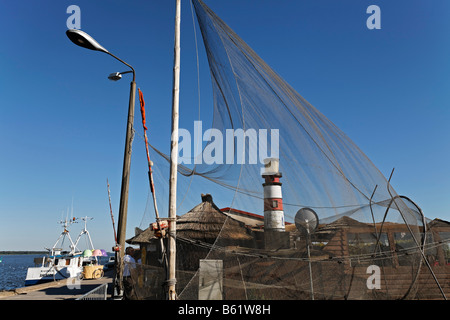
xmin=1 ymin=0 xmax=449 ymax=251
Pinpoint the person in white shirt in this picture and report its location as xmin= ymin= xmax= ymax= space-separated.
xmin=123 ymin=247 xmax=136 ymax=276
xmin=123 ymin=247 xmax=136 ymax=299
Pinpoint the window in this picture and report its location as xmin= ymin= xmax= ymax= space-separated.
xmin=394 ymin=232 xmax=420 ymax=266
xmin=423 ymin=232 xmax=439 ymax=266
xmin=439 ymin=232 xmax=450 ymax=264
xmin=347 ymin=232 xmax=391 ymax=266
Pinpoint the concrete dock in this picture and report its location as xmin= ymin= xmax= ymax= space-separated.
xmin=0 ymin=270 xmax=113 ymax=300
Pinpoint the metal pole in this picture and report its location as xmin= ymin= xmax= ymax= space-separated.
xmin=167 ymin=0 xmax=181 ymax=300
xmin=306 ymin=224 xmax=314 ymax=300
xmin=114 ymin=79 xmax=136 ymax=298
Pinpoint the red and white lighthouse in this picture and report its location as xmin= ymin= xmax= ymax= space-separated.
xmin=262 ymin=158 xmax=285 ymax=232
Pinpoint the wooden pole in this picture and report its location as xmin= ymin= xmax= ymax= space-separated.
xmin=107 ymin=179 xmax=118 ymax=245
xmin=114 ymin=79 xmax=136 ymax=298
xmin=167 ymin=0 xmax=181 ymax=300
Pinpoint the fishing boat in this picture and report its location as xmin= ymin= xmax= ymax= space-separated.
xmin=25 ymin=217 xmax=99 ymax=286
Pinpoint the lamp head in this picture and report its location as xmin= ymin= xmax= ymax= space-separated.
xmin=66 ymin=29 xmax=109 ymax=53
xmin=108 ymin=72 xmax=123 ymax=81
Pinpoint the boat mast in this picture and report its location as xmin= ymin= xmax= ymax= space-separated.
xmin=51 ymin=217 xmax=76 ymax=255
xmin=167 ymin=0 xmax=181 ymax=301
xmin=73 ymin=216 xmax=95 ymax=252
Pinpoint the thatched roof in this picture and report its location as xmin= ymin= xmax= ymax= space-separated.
xmin=176 ymin=194 xmax=253 ymax=242
xmin=286 ymin=215 xmax=370 ymax=234
xmin=126 ymin=227 xmax=157 ymax=245
xmin=323 ymin=215 xmax=371 ymax=229
xmin=126 ymin=194 xmax=253 ymax=245
xmin=428 ymin=218 xmax=450 ymax=228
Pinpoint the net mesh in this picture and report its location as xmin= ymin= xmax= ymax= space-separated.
xmin=126 ymin=0 xmax=449 ymax=300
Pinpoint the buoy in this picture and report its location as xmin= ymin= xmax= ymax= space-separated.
xmin=82 ymin=249 xmax=92 ymax=257
xmin=92 ymin=249 xmax=102 ymax=257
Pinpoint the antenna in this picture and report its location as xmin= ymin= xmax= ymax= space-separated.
xmin=71 ymin=197 xmax=74 ymax=221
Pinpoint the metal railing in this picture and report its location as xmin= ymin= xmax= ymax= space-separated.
xmin=76 ymin=283 xmax=108 ymax=300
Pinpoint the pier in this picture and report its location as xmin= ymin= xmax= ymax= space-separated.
xmin=0 ymin=270 xmax=113 ymax=300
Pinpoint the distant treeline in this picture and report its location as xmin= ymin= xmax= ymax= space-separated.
xmin=0 ymin=251 xmax=47 ymax=255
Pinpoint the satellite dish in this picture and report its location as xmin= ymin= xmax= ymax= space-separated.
xmin=295 ymin=208 xmax=319 ymax=234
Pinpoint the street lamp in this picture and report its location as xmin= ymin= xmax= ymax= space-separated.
xmin=66 ymin=29 xmax=136 ymax=299
xmin=66 ymin=29 xmax=135 ymax=81
xmin=108 ymin=71 xmax=133 ymax=81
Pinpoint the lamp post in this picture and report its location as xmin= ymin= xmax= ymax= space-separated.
xmin=108 ymin=70 xmax=133 ymax=81
xmin=66 ymin=29 xmax=136 ymax=298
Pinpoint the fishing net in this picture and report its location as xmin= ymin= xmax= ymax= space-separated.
xmin=126 ymin=0 xmax=449 ymax=300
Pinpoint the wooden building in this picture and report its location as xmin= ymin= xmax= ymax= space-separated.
xmin=126 ymin=195 xmax=450 ymax=300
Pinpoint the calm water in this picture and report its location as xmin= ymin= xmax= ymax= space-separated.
xmin=0 ymin=254 xmax=43 ymax=291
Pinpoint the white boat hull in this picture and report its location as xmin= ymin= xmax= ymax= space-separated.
xmin=25 ymin=265 xmax=82 ymax=286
